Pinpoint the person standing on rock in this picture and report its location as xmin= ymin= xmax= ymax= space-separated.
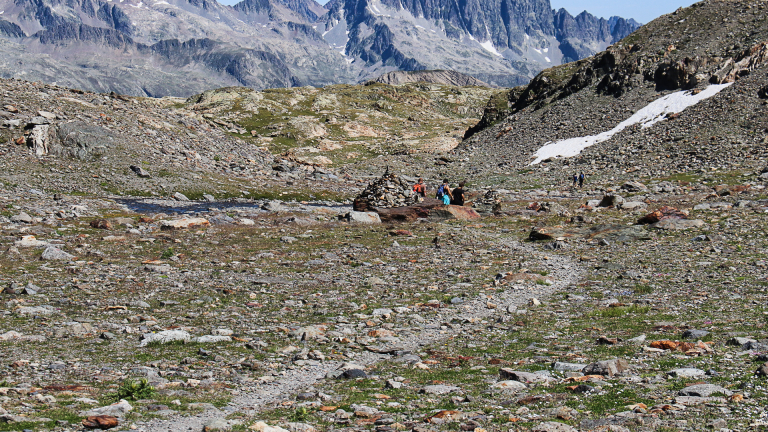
xmin=578 ymin=172 xmax=585 ymax=188
xmin=412 ymin=178 xmax=426 ymax=199
xmin=451 ymin=181 xmax=466 ymax=206
xmin=572 ymin=173 xmax=578 ymax=187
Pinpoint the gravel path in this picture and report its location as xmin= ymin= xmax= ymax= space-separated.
xmin=138 ymin=236 xmax=583 ymax=432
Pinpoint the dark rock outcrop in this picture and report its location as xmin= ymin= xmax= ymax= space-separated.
xmin=368 ymin=70 xmax=491 ymax=87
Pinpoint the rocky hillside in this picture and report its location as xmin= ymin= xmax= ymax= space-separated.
xmin=0 ymin=78 xmax=352 ymax=200
xmin=183 ymin=83 xmax=499 ymax=169
xmin=0 ymin=74 xmax=502 ymax=202
xmin=442 ymin=0 xmax=768 ymax=190
xmin=0 ymin=0 xmax=639 ymax=96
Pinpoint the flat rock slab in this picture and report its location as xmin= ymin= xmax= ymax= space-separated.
xmin=582 ymin=358 xmax=629 ymax=376
xmin=674 ymin=396 xmax=727 ymax=406
xmin=499 ymin=369 xmax=554 ymax=383
xmin=678 ymin=384 xmax=733 ymax=397
xmin=491 ymin=380 xmax=527 ymax=392
xmin=15 ymin=235 xmax=48 ymax=247
xmin=667 ymin=368 xmax=707 ymax=379
xmin=251 ymin=277 xmax=293 ymax=286
xmin=553 ymin=362 xmax=587 ymax=372
xmin=421 ymin=385 xmax=461 ymax=395
xmin=139 ymin=330 xmax=191 ymax=346
xmin=81 ymin=400 xmax=133 ymax=418
xmin=652 ymin=219 xmax=705 ymax=230
xmin=375 ymin=200 xmax=480 ymax=223
xmin=16 ymin=305 xmax=56 ymax=316
xmin=531 ymin=421 xmax=578 ymax=432
xmin=159 ymin=218 xmax=210 ymax=231
xmin=346 ymin=211 xmax=381 ymax=224
xmin=193 ymin=335 xmax=231 ymax=343
xmin=530 ymin=224 xmax=650 ymax=242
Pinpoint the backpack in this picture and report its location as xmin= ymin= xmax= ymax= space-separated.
xmin=436 ymin=184 xmax=445 ymax=198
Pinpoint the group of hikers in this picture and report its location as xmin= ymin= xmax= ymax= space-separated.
xmin=412 ymin=178 xmax=465 ymax=206
xmin=572 ymin=172 xmax=586 ymax=188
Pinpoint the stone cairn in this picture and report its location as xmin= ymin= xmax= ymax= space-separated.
xmin=471 ymin=190 xmax=502 ymax=214
xmin=353 ymin=171 xmax=420 ymax=211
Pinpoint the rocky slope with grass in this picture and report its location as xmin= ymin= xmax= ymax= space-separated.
xmin=447 ymin=0 xmax=768 ymax=192
xmin=182 ymin=82 xmax=499 ymax=169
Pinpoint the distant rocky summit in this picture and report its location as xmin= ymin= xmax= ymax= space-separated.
xmin=368 ymin=71 xmax=492 ymax=87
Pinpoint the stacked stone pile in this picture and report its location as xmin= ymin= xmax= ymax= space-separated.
xmin=472 ymin=190 xmax=502 ymax=214
xmin=353 ymin=172 xmax=420 ymax=210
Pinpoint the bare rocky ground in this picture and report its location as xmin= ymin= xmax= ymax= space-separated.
xmin=0 ymin=165 xmax=768 ymax=432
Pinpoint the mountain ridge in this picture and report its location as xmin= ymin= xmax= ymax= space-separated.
xmin=0 ymin=0 xmax=639 ymax=95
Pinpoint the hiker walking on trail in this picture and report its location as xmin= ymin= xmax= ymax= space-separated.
xmin=572 ymin=173 xmax=578 ymax=187
xmin=412 ymin=178 xmax=426 ymax=198
xmin=578 ymin=172 xmax=585 ymax=188
xmin=451 ymin=181 xmax=466 ymax=206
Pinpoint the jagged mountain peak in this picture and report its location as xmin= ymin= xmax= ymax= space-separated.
xmin=0 ymin=0 xmax=639 ymax=95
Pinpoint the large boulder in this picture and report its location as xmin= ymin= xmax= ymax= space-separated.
xmin=598 ymin=194 xmax=624 ymax=207
xmin=52 ymin=122 xmax=118 ymax=160
xmin=345 ymin=211 xmax=381 ymax=224
xmin=41 ymin=246 xmax=74 ymax=260
xmin=637 ymin=206 xmax=687 ymax=224
xmin=139 ymin=330 xmax=191 ymax=346
xmin=376 ymin=200 xmax=480 ymax=223
xmin=582 ymin=359 xmax=630 ymax=376
xmin=160 ymin=218 xmax=210 ymax=231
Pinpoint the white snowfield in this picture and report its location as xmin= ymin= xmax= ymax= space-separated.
xmin=530 ymin=83 xmax=734 ymax=165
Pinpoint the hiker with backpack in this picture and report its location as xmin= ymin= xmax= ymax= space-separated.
xmin=436 ymin=179 xmax=452 ymax=205
xmin=412 ymin=178 xmax=426 ymax=198
xmin=451 ymin=181 xmax=466 ymax=206
xmin=578 ymin=172 xmax=585 ymax=188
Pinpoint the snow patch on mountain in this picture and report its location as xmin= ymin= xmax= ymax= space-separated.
xmin=530 ymin=83 xmax=734 ymax=164
xmin=480 ymin=40 xmax=501 ymax=57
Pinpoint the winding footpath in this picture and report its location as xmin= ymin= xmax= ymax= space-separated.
xmin=139 ymin=235 xmax=584 ymax=432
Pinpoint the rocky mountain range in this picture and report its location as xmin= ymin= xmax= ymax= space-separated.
xmin=0 ymin=0 xmax=639 ymax=96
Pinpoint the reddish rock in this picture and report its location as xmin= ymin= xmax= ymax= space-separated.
xmin=650 ymin=340 xmax=679 ymax=350
xmin=637 ymin=206 xmax=687 ymax=224
xmin=375 ymin=200 xmax=480 ymax=223
xmin=82 ymin=415 xmax=119 ymax=429
xmin=90 ymin=219 xmax=113 ymax=230
xmin=425 ymin=410 xmax=461 ymax=423
xmin=389 ymin=229 xmax=413 ymax=236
